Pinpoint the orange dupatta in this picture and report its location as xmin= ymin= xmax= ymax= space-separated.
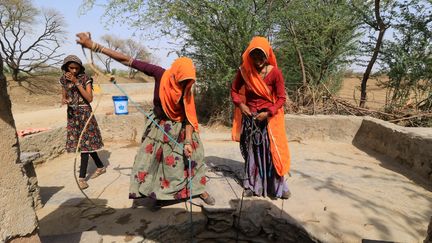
xmin=159 ymin=57 xmax=199 ymax=131
xmin=231 ymin=37 xmax=291 ymax=176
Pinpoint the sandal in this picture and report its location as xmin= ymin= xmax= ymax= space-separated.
xmin=281 ymin=191 xmax=291 ymax=200
xmin=200 ymin=192 xmax=215 ymax=206
xmin=90 ymin=167 xmax=106 ymax=179
xmin=78 ymin=180 xmax=89 ymax=190
xmin=243 ymin=189 xmax=254 ymax=197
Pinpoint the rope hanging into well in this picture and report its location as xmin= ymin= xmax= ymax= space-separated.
xmin=79 ymin=32 xmax=195 ymax=241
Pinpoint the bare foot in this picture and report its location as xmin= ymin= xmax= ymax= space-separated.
xmin=200 ymin=191 xmax=215 ymax=205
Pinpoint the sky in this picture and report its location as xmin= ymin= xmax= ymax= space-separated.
xmin=33 ymin=0 xmax=176 ymax=69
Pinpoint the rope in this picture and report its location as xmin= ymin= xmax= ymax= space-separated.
xmin=236 ymin=187 xmax=246 ymax=243
xmin=69 ymin=34 xmax=107 ymax=208
xmin=64 ymin=34 xmax=116 ymax=218
xmin=109 ymin=76 xmax=195 ymax=242
xmin=236 ymin=115 xmax=256 ymax=242
xmin=80 ymin=35 xmax=195 ymax=242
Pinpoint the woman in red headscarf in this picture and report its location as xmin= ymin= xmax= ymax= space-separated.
xmin=231 ymin=36 xmax=291 ymax=199
xmin=76 ymin=32 xmax=215 ymax=206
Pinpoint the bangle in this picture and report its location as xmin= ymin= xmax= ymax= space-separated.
xmin=184 ymin=138 xmax=192 ymax=145
xmin=127 ymin=58 xmax=133 ymax=67
xmin=91 ymin=42 xmax=104 ymax=53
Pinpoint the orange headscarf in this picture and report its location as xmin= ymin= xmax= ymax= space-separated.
xmin=232 ymin=36 xmax=291 ymax=176
xmin=159 ymin=57 xmax=199 ymax=131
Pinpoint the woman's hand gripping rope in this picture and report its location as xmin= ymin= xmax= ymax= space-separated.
xmin=78 ymin=33 xmax=195 ymax=234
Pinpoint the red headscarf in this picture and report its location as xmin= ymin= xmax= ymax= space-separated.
xmin=232 ymin=36 xmax=291 ymax=176
xmin=159 ymin=57 xmax=199 ymax=131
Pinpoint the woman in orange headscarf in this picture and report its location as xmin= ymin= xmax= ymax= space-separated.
xmin=231 ymin=36 xmax=291 ymax=199
xmin=76 ymin=32 xmax=215 ymax=206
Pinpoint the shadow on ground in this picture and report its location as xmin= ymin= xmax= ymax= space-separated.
xmin=38 ymin=196 xmax=320 ymax=243
xmin=353 ymin=142 xmax=432 ymax=191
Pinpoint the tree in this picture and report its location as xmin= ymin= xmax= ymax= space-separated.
xmin=352 ymin=0 xmax=397 ymax=107
xmin=274 ymin=0 xmax=362 ymax=108
xmin=380 ymin=0 xmax=432 ymax=115
xmin=97 ymin=34 xmax=125 ymax=73
xmin=81 ymin=0 xmax=275 ymax=122
xmin=81 ymin=0 xmax=362 ymax=121
xmin=0 ymin=0 xmax=65 ymax=81
xmin=164 ymin=1 xmax=275 ymax=122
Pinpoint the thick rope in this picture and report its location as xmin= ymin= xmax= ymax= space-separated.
xmin=66 ymin=34 xmax=115 ymax=217
xmin=236 ymin=115 xmax=257 ymax=242
xmin=110 ymin=78 xmax=195 ymax=242
xmin=80 ymin=36 xmax=195 ymax=241
xmin=70 ymin=38 xmax=106 ymax=206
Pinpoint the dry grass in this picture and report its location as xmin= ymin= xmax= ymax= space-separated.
xmin=337 ymin=76 xmax=388 ymax=110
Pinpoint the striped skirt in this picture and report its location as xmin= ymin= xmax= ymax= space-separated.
xmin=240 ymin=115 xmax=289 ymax=198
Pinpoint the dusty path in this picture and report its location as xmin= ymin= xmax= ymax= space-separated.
xmin=12 ymin=83 xmax=154 ymax=131
xmin=34 ymin=130 xmax=432 ymax=242
xmin=10 ymin=81 xmax=432 ymax=242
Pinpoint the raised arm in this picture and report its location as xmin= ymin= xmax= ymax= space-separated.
xmin=76 ymin=32 xmax=165 ymax=79
xmin=76 ymin=32 xmax=131 ymax=66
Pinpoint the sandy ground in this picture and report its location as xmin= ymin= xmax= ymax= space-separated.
xmin=338 ymin=77 xmax=388 ymax=110
xmin=9 ymin=77 xmax=388 ymax=131
xmin=34 ymin=132 xmax=432 ymax=242
xmin=10 ymin=82 xmax=154 ymax=131
xmin=8 ymin=78 xmax=432 ymax=242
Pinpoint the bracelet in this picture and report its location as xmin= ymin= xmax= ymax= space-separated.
xmin=91 ymin=42 xmax=105 ymax=53
xmin=91 ymin=42 xmax=97 ymax=51
xmin=75 ymin=83 xmax=82 ymax=87
xmin=127 ymin=58 xmax=133 ymax=67
xmin=184 ymin=138 xmax=192 ymax=145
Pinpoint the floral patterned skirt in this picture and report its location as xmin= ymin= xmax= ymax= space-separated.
xmin=66 ymin=106 xmax=104 ymax=153
xmin=129 ymin=111 xmax=207 ymax=201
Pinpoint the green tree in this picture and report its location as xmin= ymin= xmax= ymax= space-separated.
xmin=81 ymin=0 xmax=362 ymax=120
xmin=274 ymin=0 xmax=361 ymax=108
xmin=161 ymin=1 xmax=274 ymax=122
xmin=0 ymin=0 xmax=65 ymax=81
xmin=380 ymin=0 xmax=432 ymax=115
xmin=351 ymin=0 xmax=397 ymax=107
xmin=82 ymin=0 xmax=274 ymax=122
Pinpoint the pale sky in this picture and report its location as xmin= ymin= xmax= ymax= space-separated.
xmin=33 ymin=0 xmax=176 ymax=69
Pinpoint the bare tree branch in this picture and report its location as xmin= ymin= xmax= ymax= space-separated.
xmin=0 ymin=0 xmax=66 ymax=81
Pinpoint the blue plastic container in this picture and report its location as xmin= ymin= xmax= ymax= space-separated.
xmin=112 ymin=96 xmax=129 ymax=115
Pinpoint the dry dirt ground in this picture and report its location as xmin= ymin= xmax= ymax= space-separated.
xmin=8 ymin=75 xmax=385 ymax=131
xmin=7 ymin=76 xmax=432 ymax=242
xmin=8 ymin=75 xmax=154 ymax=131
xmin=338 ymin=76 xmax=388 ymax=110
xmin=33 ymin=127 xmax=432 ymax=243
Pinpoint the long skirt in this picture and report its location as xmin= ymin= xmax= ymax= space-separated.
xmin=240 ymin=115 xmax=289 ymax=198
xmin=66 ymin=106 xmax=104 ymax=153
xmin=129 ymin=111 xmax=207 ymax=200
